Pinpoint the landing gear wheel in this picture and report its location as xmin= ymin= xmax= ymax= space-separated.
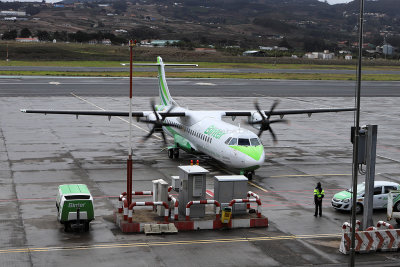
xmin=173 ymin=149 xmax=179 ymax=159
xmin=168 ymin=149 xmax=173 ymax=159
xmin=84 ymin=222 xmax=90 ymax=232
xmin=64 ymin=222 xmax=70 ymax=232
xmin=355 ymin=203 xmax=363 ymax=214
xmin=394 ymin=201 xmax=400 ymax=212
xmin=244 ymin=171 xmax=253 ymax=181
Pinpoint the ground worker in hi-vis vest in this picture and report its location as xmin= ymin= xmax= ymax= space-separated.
xmin=314 ymin=182 xmax=325 ymax=217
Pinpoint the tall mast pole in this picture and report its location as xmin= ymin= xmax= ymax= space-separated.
xmin=127 ymin=40 xmax=135 ymax=206
xmin=350 ymin=0 xmax=364 ymax=266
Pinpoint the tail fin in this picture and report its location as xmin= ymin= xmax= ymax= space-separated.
xmin=157 ymin=56 xmax=175 ymax=107
xmin=131 ymin=57 xmax=197 ymax=108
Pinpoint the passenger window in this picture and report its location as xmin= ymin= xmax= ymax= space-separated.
xmin=384 ymin=186 xmax=398 ymax=194
xmin=229 ymin=138 xmax=237 ymax=145
xmin=373 ymin=186 xmax=382 ymax=195
xmin=250 ymin=138 xmax=260 ymax=146
xmin=238 ymin=138 xmax=250 ymax=146
xmin=225 ymin=137 xmax=232 ymax=144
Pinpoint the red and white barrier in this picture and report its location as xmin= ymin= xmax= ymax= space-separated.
xmin=127 ymin=201 xmax=169 ymax=223
xmin=168 ymin=186 xmax=173 ymax=192
xmin=168 ymin=195 xmax=179 ymax=221
xmin=376 ymin=221 xmax=394 ymax=230
xmin=118 ymin=192 xmax=127 ymax=213
xmin=229 ymin=199 xmax=262 ymax=218
xmin=132 ymin=191 xmax=153 ymax=196
xmin=342 ymin=220 xmax=361 ymax=233
xmin=246 ymin=191 xmax=260 ymax=209
xmin=340 ymin=221 xmax=400 ymax=254
xmin=119 ymin=191 xmax=153 ymax=213
xmin=185 ymin=200 xmax=221 ymax=221
xmin=123 ymin=198 xmax=129 ymax=221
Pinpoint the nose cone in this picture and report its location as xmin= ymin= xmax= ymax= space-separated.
xmin=231 ymin=145 xmax=265 ymax=169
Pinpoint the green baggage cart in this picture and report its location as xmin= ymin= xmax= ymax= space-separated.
xmin=56 ymin=184 xmax=94 ymax=232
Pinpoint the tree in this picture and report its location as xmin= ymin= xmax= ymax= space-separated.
xmin=278 ymin=37 xmax=292 ymax=50
xmin=37 ymin=30 xmax=51 ymax=41
xmin=2 ymin=30 xmax=17 ymax=40
xmin=20 ymin=28 xmax=32 ymax=38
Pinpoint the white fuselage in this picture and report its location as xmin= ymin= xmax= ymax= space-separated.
xmin=162 ymin=106 xmax=265 ymax=171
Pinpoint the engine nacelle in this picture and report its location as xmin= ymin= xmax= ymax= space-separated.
xmin=145 ymin=113 xmax=157 ymax=130
xmin=248 ymin=112 xmax=262 ymax=130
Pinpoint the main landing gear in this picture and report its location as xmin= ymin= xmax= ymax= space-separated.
xmin=244 ymin=171 xmax=254 ymax=181
xmin=168 ymin=148 xmax=179 ymax=159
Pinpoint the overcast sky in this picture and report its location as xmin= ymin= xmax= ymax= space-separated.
xmin=320 ymin=0 xmax=353 ymax=4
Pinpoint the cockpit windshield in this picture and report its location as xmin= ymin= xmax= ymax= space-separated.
xmin=250 ymin=138 xmax=260 ymax=146
xmin=226 ymin=137 xmax=261 ymax=146
xmin=228 ymin=138 xmax=237 ymax=145
xmin=238 ymin=138 xmax=250 ymax=146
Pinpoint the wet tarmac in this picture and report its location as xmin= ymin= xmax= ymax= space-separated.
xmin=1 ymin=95 xmax=400 ymax=266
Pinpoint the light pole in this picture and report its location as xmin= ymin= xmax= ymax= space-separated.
xmin=126 ymin=39 xmax=136 ymax=206
xmin=350 ymin=0 xmax=364 ymax=266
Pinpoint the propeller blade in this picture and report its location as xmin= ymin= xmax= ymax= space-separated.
xmin=255 ymin=101 xmax=266 ymax=121
xmin=160 ymin=131 xmax=167 ymax=144
xmin=267 ymin=100 xmax=279 ymax=119
xmin=143 ymin=128 xmax=155 ymax=141
xmin=269 ymin=128 xmax=277 ymax=144
xmin=150 ymin=99 xmax=161 ymax=121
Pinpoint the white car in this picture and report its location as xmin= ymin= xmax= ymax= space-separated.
xmin=331 ymin=181 xmax=400 ymax=213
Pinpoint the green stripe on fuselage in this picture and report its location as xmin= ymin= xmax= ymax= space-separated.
xmin=229 ymin=145 xmax=263 ymax=161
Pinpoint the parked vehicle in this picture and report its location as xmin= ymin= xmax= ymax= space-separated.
xmin=331 ymin=181 xmax=400 ymax=213
xmin=56 ymin=184 xmax=94 ymax=232
xmin=387 ymin=190 xmax=400 ymax=225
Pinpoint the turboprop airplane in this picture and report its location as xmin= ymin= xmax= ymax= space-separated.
xmin=21 ymin=56 xmax=355 ymax=180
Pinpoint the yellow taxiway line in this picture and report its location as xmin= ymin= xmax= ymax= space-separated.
xmin=0 ymin=233 xmax=341 ymax=254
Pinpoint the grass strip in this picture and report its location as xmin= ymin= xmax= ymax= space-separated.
xmin=1 ymin=71 xmax=400 ymax=81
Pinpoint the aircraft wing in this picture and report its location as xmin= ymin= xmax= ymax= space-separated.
xmin=223 ymin=107 xmax=355 ymax=117
xmin=20 ymin=109 xmax=186 ymax=118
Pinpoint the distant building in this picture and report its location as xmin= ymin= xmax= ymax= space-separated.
xmin=305 ymin=50 xmax=334 ymax=60
xmin=0 ymin=11 xmax=26 ymax=17
xmin=102 ymin=39 xmax=111 ymax=45
xmin=16 ymin=37 xmax=39 ymax=42
xmin=150 ymin=40 xmax=179 ymax=47
xmin=243 ymin=50 xmax=265 ymax=57
xmin=4 ymin=17 xmax=17 ymax=21
xmin=345 ymin=54 xmax=353 ymax=60
xmin=383 ymin=44 xmax=394 ymax=55
xmin=259 ymin=46 xmax=273 ymax=51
